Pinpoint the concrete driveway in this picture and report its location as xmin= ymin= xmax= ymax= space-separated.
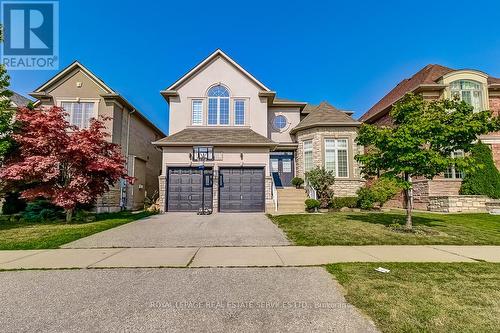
xmin=0 ymin=267 xmax=378 ymax=332
xmin=63 ymin=213 xmax=290 ymax=248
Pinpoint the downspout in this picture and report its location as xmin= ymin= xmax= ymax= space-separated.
xmin=122 ymin=108 xmax=136 ymax=210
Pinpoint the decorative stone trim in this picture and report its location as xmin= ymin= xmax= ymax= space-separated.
xmin=428 ymin=195 xmax=500 ymax=213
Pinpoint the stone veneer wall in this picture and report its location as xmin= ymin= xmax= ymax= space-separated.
xmin=158 ymin=175 xmax=166 ymax=213
xmin=295 ymin=126 xmax=365 ymax=197
xmin=428 ymin=195 xmax=500 ymax=213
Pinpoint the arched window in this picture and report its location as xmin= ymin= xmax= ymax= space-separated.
xmin=207 ymin=85 xmax=230 ymax=125
xmin=450 ymin=80 xmax=483 ymax=111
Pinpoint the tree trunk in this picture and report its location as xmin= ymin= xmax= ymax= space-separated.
xmin=65 ymin=209 xmax=73 ymax=223
xmin=404 ymin=173 xmax=413 ymax=230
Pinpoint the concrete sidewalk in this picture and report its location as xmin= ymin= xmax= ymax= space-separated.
xmin=0 ymin=245 xmax=499 ymax=270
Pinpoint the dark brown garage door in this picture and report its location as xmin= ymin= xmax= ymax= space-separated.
xmin=219 ymin=167 xmax=265 ymax=212
xmin=167 ymin=167 xmax=212 ymax=212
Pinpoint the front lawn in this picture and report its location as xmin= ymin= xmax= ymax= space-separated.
xmin=327 ymin=263 xmax=500 ymax=333
xmin=0 ymin=211 xmax=154 ymax=250
xmin=270 ymin=211 xmax=500 ymax=245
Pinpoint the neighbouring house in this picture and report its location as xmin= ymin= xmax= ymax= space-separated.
xmin=153 ymin=49 xmax=363 ymax=213
xmin=30 ymin=61 xmax=165 ymax=212
xmin=7 ymin=91 xmax=32 ymax=108
xmin=360 ymin=64 xmax=500 ymax=211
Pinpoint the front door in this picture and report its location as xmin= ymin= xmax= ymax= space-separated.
xmin=270 ymin=153 xmax=294 ymax=188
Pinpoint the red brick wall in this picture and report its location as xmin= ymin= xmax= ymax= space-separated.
xmin=489 ymin=96 xmax=500 ymax=117
xmin=491 ymin=144 xmax=500 ymax=170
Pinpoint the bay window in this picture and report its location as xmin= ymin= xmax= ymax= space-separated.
xmin=303 ymin=140 xmax=313 ymax=172
xmin=324 ymin=138 xmax=348 ymax=178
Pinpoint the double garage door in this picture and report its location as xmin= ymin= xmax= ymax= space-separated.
xmin=167 ymin=167 xmax=264 ymax=212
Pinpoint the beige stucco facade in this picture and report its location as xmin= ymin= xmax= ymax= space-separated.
xmin=156 ymin=50 xmax=364 ymax=213
xmin=31 ymin=62 xmax=165 ymax=212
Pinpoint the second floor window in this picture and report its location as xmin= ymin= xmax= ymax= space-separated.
xmin=207 ymin=85 xmax=229 ymax=125
xmin=234 ymin=99 xmax=245 ymax=125
xmin=61 ymin=102 xmax=94 ymax=129
xmin=325 ymin=138 xmax=348 ymax=178
xmin=450 ymin=80 xmax=483 ymax=111
xmin=303 ymin=140 xmax=313 ymax=172
xmin=192 ymin=100 xmax=203 ymax=125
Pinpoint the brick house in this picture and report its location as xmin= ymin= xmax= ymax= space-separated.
xmin=154 ymin=49 xmax=364 ymax=213
xmin=30 ymin=61 xmax=165 ymax=212
xmin=360 ymin=64 xmax=500 ymax=210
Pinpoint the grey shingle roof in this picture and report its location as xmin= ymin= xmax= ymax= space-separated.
xmin=9 ymin=91 xmax=32 ymax=107
xmin=290 ymin=101 xmax=360 ymax=134
xmin=153 ymin=128 xmax=276 ymax=146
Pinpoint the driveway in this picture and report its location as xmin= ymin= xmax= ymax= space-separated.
xmin=0 ymin=267 xmax=378 ymax=332
xmin=63 ymin=213 xmax=290 ymax=248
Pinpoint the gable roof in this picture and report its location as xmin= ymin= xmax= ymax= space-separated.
xmin=153 ymin=128 xmax=276 ymax=147
xmin=10 ymin=91 xmax=32 ymax=107
xmin=290 ymin=101 xmax=360 ymax=134
xmin=30 ymin=61 xmax=165 ymax=137
xmin=360 ymin=64 xmax=500 ymax=123
xmin=163 ymin=49 xmax=271 ymax=92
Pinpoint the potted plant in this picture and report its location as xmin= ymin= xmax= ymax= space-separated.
xmin=291 ymin=177 xmax=304 ymax=189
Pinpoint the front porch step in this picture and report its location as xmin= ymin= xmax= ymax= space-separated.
xmin=273 ymin=187 xmax=308 ymax=213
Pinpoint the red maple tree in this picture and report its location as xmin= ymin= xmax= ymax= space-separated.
xmin=0 ymin=106 xmax=131 ymax=222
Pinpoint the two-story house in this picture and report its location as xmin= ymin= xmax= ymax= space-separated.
xmin=154 ymin=49 xmax=364 ymax=213
xmin=30 ymin=61 xmax=166 ymax=212
xmin=360 ymin=64 xmax=500 ymax=209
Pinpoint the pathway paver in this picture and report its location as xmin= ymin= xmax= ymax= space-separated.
xmin=0 ymin=248 xmax=123 ymax=269
xmin=275 ymin=246 xmax=380 ymax=265
xmin=0 ymin=250 xmax=47 ymax=264
xmin=90 ymin=247 xmax=199 ymax=268
xmin=190 ymin=247 xmax=283 ymax=267
xmin=431 ymin=245 xmax=500 ymax=262
xmin=353 ymin=245 xmax=476 ymax=262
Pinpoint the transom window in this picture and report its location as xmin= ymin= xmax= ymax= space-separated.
xmin=191 ymin=100 xmax=203 ymax=125
xmin=324 ymin=139 xmax=348 ymax=178
xmin=444 ymin=150 xmax=464 ymax=179
xmin=273 ymin=115 xmax=288 ymax=130
xmin=450 ymin=80 xmax=483 ymax=111
xmin=234 ymin=99 xmax=245 ymax=125
xmin=303 ymin=140 xmax=313 ymax=172
xmin=192 ymin=146 xmax=214 ymax=161
xmin=207 ymin=85 xmax=230 ymax=125
xmin=61 ymin=102 xmax=94 ymax=129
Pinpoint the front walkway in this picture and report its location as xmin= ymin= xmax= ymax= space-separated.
xmin=1 ymin=245 xmax=499 ymax=269
xmin=62 ymin=212 xmax=290 ymax=248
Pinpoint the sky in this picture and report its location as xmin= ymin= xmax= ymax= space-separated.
xmin=8 ymin=0 xmax=500 ymax=134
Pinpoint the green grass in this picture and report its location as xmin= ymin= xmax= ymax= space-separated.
xmin=0 ymin=211 xmax=155 ymax=250
xmin=270 ymin=211 xmax=500 ymax=245
xmin=327 ymin=263 xmax=500 ymax=333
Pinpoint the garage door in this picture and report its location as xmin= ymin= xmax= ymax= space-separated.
xmin=219 ymin=167 xmax=265 ymax=212
xmin=167 ymin=168 xmax=212 ymax=212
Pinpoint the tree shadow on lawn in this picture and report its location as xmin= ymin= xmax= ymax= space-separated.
xmin=344 ymin=212 xmax=446 ymax=228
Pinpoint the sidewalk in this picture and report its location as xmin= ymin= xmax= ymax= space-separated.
xmin=0 ymin=245 xmax=499 ymax=270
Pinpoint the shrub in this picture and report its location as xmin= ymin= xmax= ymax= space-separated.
xmin=305 ymin=167 xmax=335 ymax=208
xmin=370 ymin=177 xmax=401 ymax=207
xmin=460 ymin=142 xmax=500 ymax=199
xmin=291 ymin=177 xmax=304 ymax=188
xmin=22 ymin=200 xmax=64 ymax=222
xmin=305 ymin=198 xmax=320 ymax=211
xmin=356 ymin=187 xmax=376 ymax=210
xmin=330 ymin=196 xmax=358 ymax=209
xmin=1 ymin=192 xmax=26 ymax=215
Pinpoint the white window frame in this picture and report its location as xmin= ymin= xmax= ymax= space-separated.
xmin=191 ymin=99 xmax=203 ymax=126
xmin=234 ymin=99 xmax=245 ymax=126
xmin=207 ymin=85 xmax=230 ymax=126
xmin=303 ymin=140 xmax=313 ymax=172
xmin=444 ymin=150 xmax=464 ymax=179
xmin=450 ymin=80 xmax=483 ymax=112
xmin=57 ymin=98 xmax=99 ymax=129
xmin=324 ymin=138 xmax=349 ymax=178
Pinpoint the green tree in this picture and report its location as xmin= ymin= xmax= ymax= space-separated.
xmin=0 ymin=25 xmax=13 ymax=161
xmin=305 ymin=166 xmax=335 ymax=208
xmin=356 ymin=93 xmax=500 ymax=229
xmin=460 ymin=142 xmax=500 ymax=198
